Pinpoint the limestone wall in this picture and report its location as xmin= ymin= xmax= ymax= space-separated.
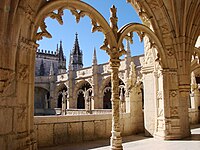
xmin=34 ymin=113 xmax=137 ymax=148
xmin=189 ymin=109 xmax=200 ymax=124
xmin=34 ymin=109 xmax=198 ymax=148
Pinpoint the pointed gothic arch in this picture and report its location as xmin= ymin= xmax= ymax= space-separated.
xmin=56 ymin=83 xmax=68 ymax=108
xmin=74 ymin=80 xmax=92 ymax=109
xmin=102 ymin=77 xmax=125 ymax=109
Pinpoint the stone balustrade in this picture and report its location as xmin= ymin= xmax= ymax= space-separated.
xmin=34 ymin=113 xmax=134 ymax=147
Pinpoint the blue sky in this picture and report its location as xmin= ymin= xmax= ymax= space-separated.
xmin=37 ymin=0 xmax=144 ymax=67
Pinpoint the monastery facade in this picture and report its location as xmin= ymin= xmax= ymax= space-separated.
xmin=34 ymin=33 xmax=143 ymax=115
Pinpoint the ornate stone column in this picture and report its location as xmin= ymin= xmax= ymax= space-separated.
xmin=61 ymin=90 xmax=67 ymax=115
xmin=110 ymin=58 xmax=123 ymax=150
xmin=67 ymin=66 xmax=74 ymax=108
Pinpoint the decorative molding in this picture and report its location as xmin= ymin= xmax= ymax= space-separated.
xmin=170 ymin=106 xmax=178 ymax=116
xmin=0 ymin=69 xmax=15 ymax=96
xmin=69 ymin=7 xmax=85 ymax=23
xmin=91 ymin=19 xmax=103 ymax=33
xmin=49 ymin=8 xmax=64 ymax=25
xmin=157 ymin=91 xmax=162 ymax=99
xmin=170 ymin=90 xmax=177 ymax=97
xmin=18 ymin=64 xmax=29 ymax=81
xmin=35 ymin=21 xmax=52 ymax=41
xmin=136 ymin=31 xmax=145 ymax=42
xmin=100 ymin=37 xmax=110 ymax=51
xmin=166 ymin=48 xmax=174 ymax=56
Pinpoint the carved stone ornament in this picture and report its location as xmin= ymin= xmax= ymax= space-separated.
xmin=18 ymin=64 xmax=29 ymax=81
xmin=125 ymin=32 xmax=133 ymax=44
xmin=49 ymin=8 xmax=64 ymax=25
xmin=20 ymin=4 xmax=35 ymax=22
xmin=170 ymin=90 xmax=177 ymax=97
xmin=35 ymin=8 xmax=65 ymax=41
xmin=170 ymin=106 xmax=178 ymax=116
xmin=157 ymin=91 xmax=162 ymax=99
xmin=91 ymin=19 xmax=103 ymax=33
xmin=69 ymin=7 xmax=85 ymax=23
xmin=100 ymin=37 xmax=110 ymax=51
xmin=110 ymin=5 xmax=118 ymax=36
xmin=0 ymin=69 xmax=15 ymax=96
xmin=137 ymin=31 xmax=145 ymax=42
xmin=158 ymin=108 xmax=163 ymax=117
xmin=35 ymin=21 xmax=52 ymax=41
xmin=166 ymin=48 xmax=174 ymax=56
xmin=138 ymin=8 xmax=151 ymax=26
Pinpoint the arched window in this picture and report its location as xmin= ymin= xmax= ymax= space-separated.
xmin=76 ymin=82 xmax=92 ymax=109
xmin=103 ymin=79 xmax=125 ymax=109
xmin=57 ymin=86 xmax=68 ymax=108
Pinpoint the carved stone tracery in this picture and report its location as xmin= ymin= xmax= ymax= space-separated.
xmin=0 ymin=69 xmax=15 ymax=97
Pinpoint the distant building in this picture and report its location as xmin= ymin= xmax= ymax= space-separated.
xmin=34 ymin=33 xmax=144 ymax=115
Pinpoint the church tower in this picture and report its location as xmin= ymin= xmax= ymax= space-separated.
xmin=57 ymin=41 xmax=66 ymax=74
xmin=69 ymin=33 xmax=83 ymax=71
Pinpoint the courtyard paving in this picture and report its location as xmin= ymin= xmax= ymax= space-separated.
xmin=40 ymin=124 xmax=200 ymax=150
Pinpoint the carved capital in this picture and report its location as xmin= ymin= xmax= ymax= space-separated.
xmin=110 ymin=58 xmax=120 ymax=68
xmin=19 ymin=36 xmax=38 ymax=51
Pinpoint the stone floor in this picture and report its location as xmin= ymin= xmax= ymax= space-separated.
xmin=40 ymin=124 xmax=200 ymax=150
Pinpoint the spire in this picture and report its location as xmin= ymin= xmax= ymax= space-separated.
xmin=49 ymin=61 xmax=54 ymax=75
xmin=70 ymin=33 xmax=83 ymax=70
xmin=92 ymin=47 xmax=97 ymax=65
xmin=72 ymin=33 xmax=82 ymax=55
xmin=58 ymin=40 xmax=65 ymax=61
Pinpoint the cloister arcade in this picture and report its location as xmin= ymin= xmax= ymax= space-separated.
xmin=0 ymin=0 xmax=199 ymax=150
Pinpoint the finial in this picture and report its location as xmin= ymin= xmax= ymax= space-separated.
xmin=75 ymin=32 xmax=78 ymax=39
xmin=111 ymin=5 xmax=117 ymax=18
xmin=110 ymin=5 xmax=118 ymax=37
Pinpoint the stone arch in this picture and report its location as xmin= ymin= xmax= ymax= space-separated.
xmin=74 ymin=80 xmax=92 ymax=109
xmin=56 ymin=83 xmax=68 ymax=108
xmin=118 ymin=23 xmax=169 ymax=69
xmin=102 ymin=76 xmax=125 ymax=109
xmin=31 ymin=0 xmax=117 ymax=48
xmin=34 ymin=86 xmax=50 ymax=110
xmin=34 ymin=85 xmax=49 ymax=92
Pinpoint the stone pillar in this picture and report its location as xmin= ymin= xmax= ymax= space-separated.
xmin=178 ymin=84 xmax=191 ymax=138
xmin=126 ymin=62 xmax=144 ymax=133
xmin=141 ymin=36 xmax=157 ymax=136
xmin=68 ymin=69 xmax=75 ymax=108
xmin=142 ymin=65 xmax=156 ymax=136
xmin=49 ymin=75 xmax=56 ymax=108
xmin=154 ymin=69 xmax=191 ymax=139
xmin=61 ymin=90 xmax=67 ymax=115
xmin=92 ymin=64 xmax=99 ymax=109
xmin=110 ymin=59 xmax=123 ymax=150
xmin=190 ymin=72 xmax=200 ymax=123
xmin=4 ymin=37 xmax=38 ymax=149
xmin=193 ymin=89 xmax=200 ymax=123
